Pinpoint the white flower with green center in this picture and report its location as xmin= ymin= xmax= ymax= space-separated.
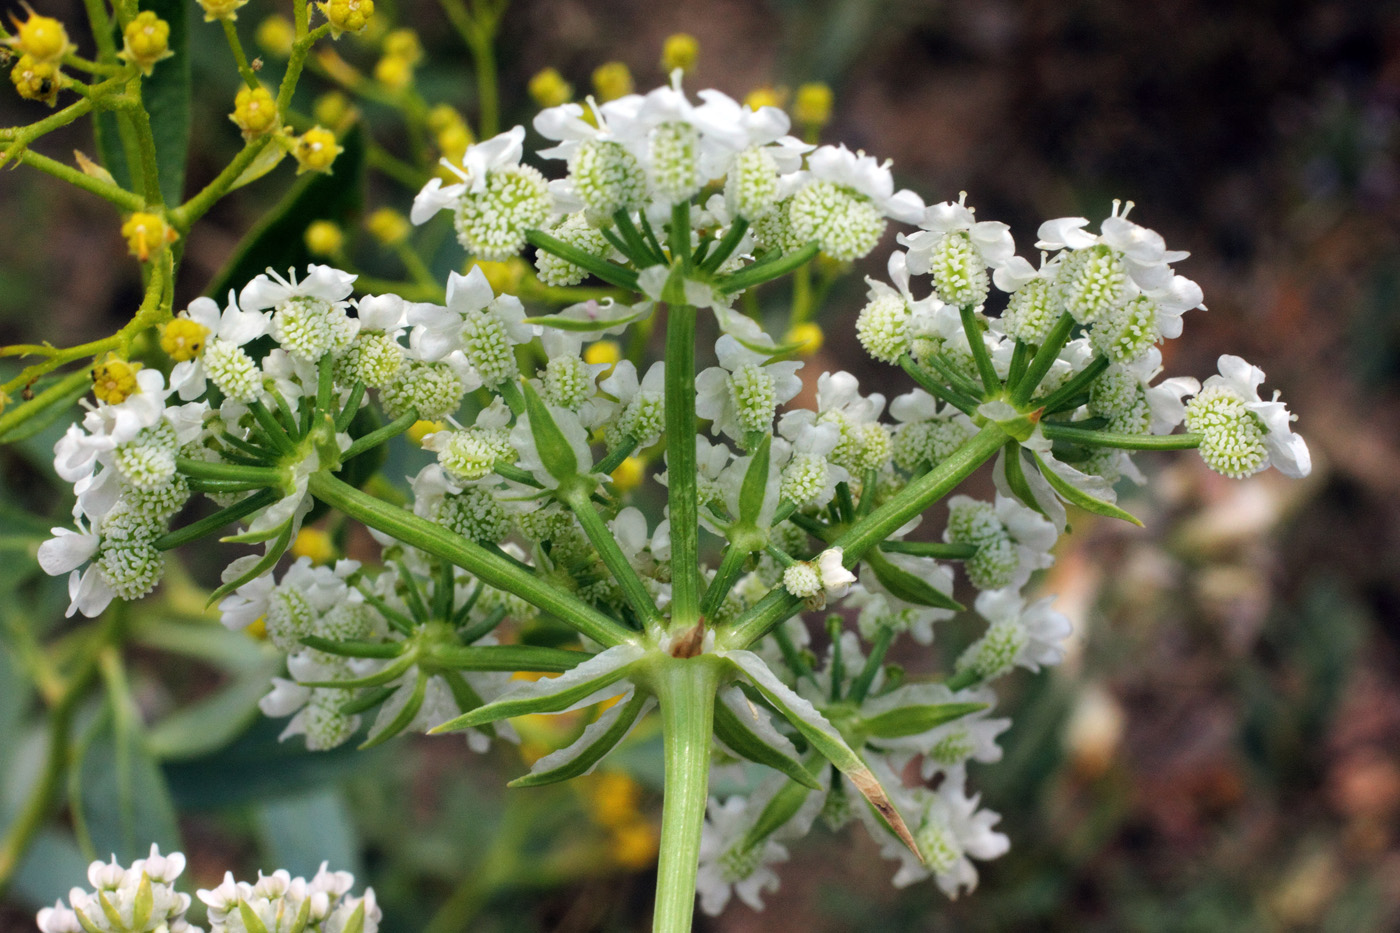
xmin=899 ymin=196 xmax=1016 ymax=309
xmin=695 ymin=795 xmax=791 ymax=916
xmin=239 ymin=264 xmax=357 ymax=362
xmin=695 ymin=335 xmax=802 ymax=441
xmin=39 ymin=845 xmax=196 ymax=933
xmin=601 ymin=359 xmax=666 ymax=448
xmin=876 ymin=771 xmax=1009 ymax=898
xmin=956 ymin=588 xmax=1073 ymax=682
xmin=775 ymin=418 xmax=846 ymax=507
xmin=889 ymin=388 xmax=977 ymax=473
xmin=408 ymin=267 xmax=530 ymax=390
xmin=1184 ymin=354 xmax=1310 ymax=479
xmin=167 ymin=291 xmax=269 ymax=402
xmin=788 ymin=144 xmax=924 ymax=261
xmin=535 ymin=211 xmax=615 ymax=286
xmin=411 ymin=126 xmax=552 ymax=260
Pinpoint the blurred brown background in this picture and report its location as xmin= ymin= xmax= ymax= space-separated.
xmin=3 ymin=0 xmax=1399 ymax=929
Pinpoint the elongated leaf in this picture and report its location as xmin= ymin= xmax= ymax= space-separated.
xmin=520 ymin=381 xmax=579 ymax=483
xmin=744 ymin=777 xmax=816 ymax=849
xmin=145 ymin=669 xmax=273 ymax=759
xmin=77 ymin=717 xmax=181 ymax=864
xmin=713 ymin=688 xmax=821 ymax=790
xmin=522 ymin=307 xmax=650 ymax=332
xmin=429 ymin=644 xmax=644 ymax=733
xmin=360 ymin=672 xmax=427 ymax=749
xmin=724 ymin=649 xmax=920 ymax=858
xmin=1031 ymin=451 xmax=1143 ymax=527
xmin=864 ymin=549 xmax=963 ymax=612
xmin=509 ymin=690 xmax=651 ymax=787
xmin=736 ymin=434 xmax=772 ymax=530
xmin=427 ymin=644 xmax=590 ymax=673
xmin=205 ymin=125 xmax=366 ymax=299
xmin=862 ymin=701 xmax=987 ymax=739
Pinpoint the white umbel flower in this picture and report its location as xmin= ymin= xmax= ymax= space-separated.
xmin=1184 ymin=354 xmax=1309 ymax=479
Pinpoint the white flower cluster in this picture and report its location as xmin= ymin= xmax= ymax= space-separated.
xmin=34 ymin=847 xmax=379 ymax=933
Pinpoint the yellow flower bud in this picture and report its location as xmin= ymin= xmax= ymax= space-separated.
xmin=743 ymin=86 xmax=785 ymax=111
xmin=381 ymin=27 xmax=421 ymax=64
xmin=469 ymin=259 xmax=523 ymax=295
xmin=425 ymin=103 xmax=464 ymax=136
xmin=245 ymin=616 xmax=268 ymax=640
xmin=304 ymin=220 xmax=344 ymax=257
xmin=320 ymin=0 xmax=373 ymax=36
xmin=292 ymin=527 xmax=336 ymax=564
xmin=197 ymin=0 xmax=250 ymax=23
xmin=91 ymin=355 xmax=143 ymax=405
xmin=406 ymin=419 xmax=445 ymax=446
xmin=610 ymin=456 xmax=645 ymax=493
xmin=119 ymin=11 xmax=172 ymax=75
xmin=591 ymin=61 xmax=633 ymax=102
xmin=583 ymin=339 xmax=622 ymax=368
xmin=372 ymin=53 xmax=413 ymax=91
xmin=660 ymin=33 xmax=698 ymax=75
xmin=527 ymin=67 xmax=572 ymax=109
xmin=8 ymin=9 xmax=70 ymax=62
xmin=785 ymin=321 xmax=824 ymax=357
xmin=312 ymin=90 xmax=353 ymax=129
xmin=160 ymin=318 xmax=210 ymax=362
xmin=230 ymin=84 xmax=278 ymax=139
xmin=293 ymin=126 xmax=342 ymax=174
xmin=9 ymin=53 xmax=63 ymax=105
xmin=366 ymin=207 xmax=409 ymax=245
xmin=609 ymin=819 xmax=659 ymax=870
xmin=255 ymin=14 xmax=294 ymax=55
xmin=589 ymin=772 xmax=643 ymax=830
xmin=120 ymin=212 xmax=177 ymax=262
xmin=793 ymin=81 xmax=833 ymax=129
xmin=435 ymin=123 xmax=471 ymax=166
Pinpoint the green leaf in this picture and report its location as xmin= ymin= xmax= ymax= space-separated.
xmin=238 ymin=899 xmax=272 ymax=933
xmin=359 ymin=672 xmax=427 ymax=749
xmin=724 ymin=649 xmax=920 ymax=858
xmin=522 ymin=307 xmax=650 ymax=332
xmin=509 ymin=690 xmax=649 ymax=787
xmin=131 ymin=874 xmax=155 ymax=931
xmin=429 ymin=644 xmax=643 ymax=733
xmin=145 ymin=668 xmax=273 ymax=760
xmin=863 ymin=549 xmax=964 ymax=611
xmin=736 ymin=434 xmax=772 ymax=530
xmin=255 ymin=786 xmax=361 ymax=879
xmin=862 ymin=701 xmax=987 ymax=739
xmin=1030 ymin=451 xmax=1144 ymax=526
xmin=743 ymin=776 xmax=816 ymax=850
xmin=205 ymin=125 xmax=366 ymax=299
xmin=712 ymin=689 xmax=821 ymax=790
xmin=76 ymin=716 xmax=181 ymax=865
xmin=520 ymin=381 xmax=579 ymax=484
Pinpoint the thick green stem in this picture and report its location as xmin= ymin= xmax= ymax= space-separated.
xmin=1011 ymin=312 xmax=1075 ymax=407
xmin=652 ymin=658 xmax=722 ymax=933
xmin=308 ymin=472 xmax=636 ymax=648
xmin=664 ymin=303 xmax=700 ymax=631
xmin=526 ymin=228 xmax=641 ymax=291
xmin=563 ymin=488 xmax=663 ymax=632
xmin=1040 ymin=425 xmax=1203 ymax=450
xmin=716 ymin=242 xmax=820 ymax=294
xmin=959 ymin=305 xmax=1000 ymax=396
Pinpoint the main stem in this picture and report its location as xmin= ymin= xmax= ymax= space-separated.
xmin=652 ymin=657 xmax=721 ymax=933
xmin=665 ymin=303 xmax=701 ymax=631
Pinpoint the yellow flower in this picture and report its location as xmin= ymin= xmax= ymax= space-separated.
xmin=794 ymin=82 xmax=833 ymax=129
xmin=196 ymin=0 xmax=250 ymax=23
xmin=610 ymin=456 xmax=645 ymax=493
xmin=91 ymin=355 xmax=143 ymax=405
xmin=591 ymin=61 xmax=633 ymax=102
xmin=583 ymin=340 xmax=622 ymax=369
xmin=304 ymin=220 xmax=345 ymax=257
xmin=293 ymin=127 xmax=343 ymax=175
xmin=9 ymin=53 xmax=63 ymax=105
xmin=230 ymin=85 xmax=278 ymax=140
xmin=406 ymin=419 xmax=445 ymax=446
xmin=373 ymin=53 xmax=413 ymax=91
xmin=610 ymin=819 xmax=659 ymax=870
xmin=121 ymin=212 xmax=178 ymax=262
xmin=366 ymin=208 xmax=410 ymax=246
xmin=159 ymin=318 xmax=210 ymax=362
xmin=119 ymin=11 xmax=173 ymax=75
xmin=785 ymin=321 xmax=824 ymax=356
xmin=292 ymin=527 xmax=336 ymax=564
xmin=660 ymin=33 xmax=698 ymax=75
xmin=527 ymin=67 xmax=572 ymax=108
xmin=7 ymin=9 xmax=71 ymax=62
xmin=320 ymin=0 xmax=374 ymax=36
xmin=255 ymin=15 xmax=294 ymax=55
xmin=744 ymin=86 xmax=786 ymax=111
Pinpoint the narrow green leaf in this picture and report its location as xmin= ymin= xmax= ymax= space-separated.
xmin=863 ymin=549 xmax=963 ymax=611
xmin=713 ymin=692 xmax=821 ymax=790
xmin=520 ymin=380 xmax=580 ymax=483
xmin=429 ymin=644 xmax=643 ymax=733
xmin=299 ymin=636 xmax=406 ymax=659
xmin=522 ymin=307 xmax=650 ymax=332
xmin=1031 ymin=451 xmax=1144 ymax=526
xmin=862 ymin=701 xmax=987 ymax=739
xmin=426 ymin=644 xmax=590 ymax=673
xmin=238 ymin=899 xmax=272 ymax=933
xmin=144 ymin=0 xmax=190 ymax=205
xmin=509 ymin=690 xmax=649 ymax=787
xmin=131 ymin=874 xmax=154 ymax=931
xmin=737 ymin=434 xmax=772 ymax=529
xmin=725 ymin=649 xmax=920 ymax=858
xmin=743 ymin=777 xmax=816 ymax=850
xmin=359 ymin=672 xmax=427 ymax=749
xmin=341 ymin=903 xmax=366 ymax=933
